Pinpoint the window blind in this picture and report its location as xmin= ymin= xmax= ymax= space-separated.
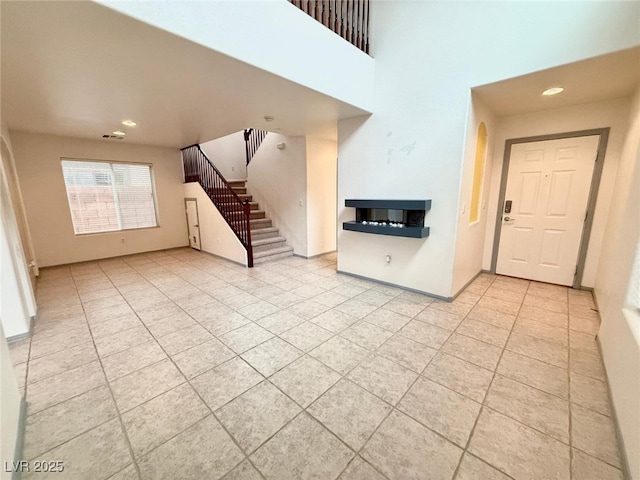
xmin=61 ymin=160 xmax=157 ymax=235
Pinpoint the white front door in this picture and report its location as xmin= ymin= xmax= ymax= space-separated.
xmin=496 ymin=135 xmax=599 ymax=286
xmin=185 ymin=199 xmax=201 ymax=251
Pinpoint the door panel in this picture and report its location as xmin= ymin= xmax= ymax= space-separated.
xmin=496 ymin=135 xmax=599 ymax=286
xmin=185 ymin=199 xmax=201 ymax=251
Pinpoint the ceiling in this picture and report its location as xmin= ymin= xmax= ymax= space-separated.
xmin=1 ymin=1 xmax=368 ymax=148
xmin=2 ymin=1 xmax=638 ymax=149
xmin=474 ymin=47 xmax=640 ymax=117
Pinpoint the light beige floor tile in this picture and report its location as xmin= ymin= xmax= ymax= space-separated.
xmin=289 ymin=284 xmax=327 ymax=299
xmin=156 ymin=324 xmax=213 ymax=356
xmin=469 ymin=408 xmax=570 ymax=480
xmin=397 ymin=290 xmax=434 ymax=306
xmin=376 ymin=334 xmax=437 ymax=373
xmin=27 ymin=342 xmax=97 ymax=384
xmin=241 ymin=337 xmax=303 ymax=377
xmin=571 ymin=404 xmax=621 ymax=468
xmin=110 ymin=358 xmax=184 ymax=413
xmin=251 ymin=412 xmax=353 ymax=480
xmin=466 ymin=306 xmax=516 ymax=330
xmin=311 ymin=309 xmax=359 ymax=333
xmin=362 ymin=309 xmax=412 ymax=333
xmin=569 ymin=314 xmax=600 ymax=335
xmin=348 ymin=355 xmax=417 ymax=405
xmin=23 ymin=418 xmax=131 ymax=480
xmin=122 ymin=383 xmax=209 ymax=458
xmin=270 ymin=355 xmax=341 ymax=407
xmin=456 ymin=453 xmax=511 ymax=480
xmin=523 ymin=295 xmax=568 ymax=314
xmin=569 ymin=330 xmax=599 ymax=355
xmin=571 ymin=449 xmax=624 ymax=480
xmin=106 ymin=465 xmax=139 ymax=480
xmin=313 ymin=290 xmax=350 ymax=308
xmin=94 ymin=324 xmax=154 ymax=358
xmin=29 ymin=326 xmax=93 ymax=360
xmin=101 ymin=341 xmax=166 ymax=381
xmin=339 ymin=456 xmax=386 ymax=480
xmin=429 ymin=301 xmax=474 ymax=317
xmin=513 ymin=317 xmax=568 ymax=346
xmin=341 ymin=321 xmax=394 ymax=350
xmin=132 ymin=302 xmax=183 ymax=323
xmin=570 ymin=371 xmax=611 ymax=416
xmin=362 ymin=410 xmax=462 ymax=480
xmin=220 ymin=322 xmax=274 ymax=354
xmin=308 ymin=378 xmax=391 ymax=450
xmin=476 ymin=297 xmax=521 ymax=316
xmin=497 ymin=350 xmax=568 ymax=399
xmin=143 ymin=312 xmax=197 ymax=338
xmin=256 ymin=310 xmax=306 ymax=335
xmin=423 ymin=353 xmax=493 ymax=403
xmin=8 ymin=337 xmax=31 ymax=365
xmin=27 ymin=361 xmax=106 ymax=415
xmin=456 ymin=319 xmax=510 ymax=348
xmin=237 ymin=300 xmax=281 ymax=321
xmin=268 ymin=291 xmax=304 ymax=309
xmin=399 ymin=376 xmax=481 ymax=447
xmin=200 ymin=312 xmax=252 ymax=337
xmin=224 ymin=460 xmax=263 ymax=480
xmin=284 ymin=299 xmax=330 ymax=320
xmin=24 ymin=386 xmax=117 ymax=459
xmin=354 ymin=290 xmax=393 ymax=307
xmin=279 ymin=321 xmax=333 ymax=352
xmin=441 ymin=333 xmax=502 ymax=371
xmin=309 ymin=336 xmax=370 ymax=375
xmin=90 ymin=313 xmax=143 ymax=339
xmin=506 ymin=331 xmax=568 ymax=368
xmin=484 ymin=286 xmax=526 ymax=304
xmin=570 ymin=348 xmax=606 ymax=381
xmin=217 ymin=380 xmax=300 ymax=453
xmin=486 ymin=375 xmax=570 ymax=443
xmin=137 ymin=416 xmax=243 ymax=480
xmin=332 ymin=283 xmax=367 ymax=298
xmin=455 ymin=291 xmax=482 ymax=305
xmin=192 ymin=357 xmax=263 ymax=411
xmin=526 ymin=283 xmax=568 ymax=303
xmin=518 ymin=304 xmax=568 ymax=328
xmin=335 ymin=298 xmax=379 ymax=319
xmin=172 ymin=338 xmax=235 ymax=379
xmin=398 ymin=319 xmax=451 ymax=349
xmin=382 ymin=298 xmax=425 ymax=317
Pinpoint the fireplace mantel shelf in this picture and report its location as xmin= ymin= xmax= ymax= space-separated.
xmin=343 ymin=199 xmax=431 ymax=238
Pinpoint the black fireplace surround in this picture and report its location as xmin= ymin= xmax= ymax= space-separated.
xmin=343 ymin=199 xmax=431 ymax=238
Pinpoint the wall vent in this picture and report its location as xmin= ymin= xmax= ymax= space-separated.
xmin=102 ymin=134 xmax=124 ymax=140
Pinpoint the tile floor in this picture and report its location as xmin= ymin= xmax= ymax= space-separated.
xmin=7 ymin=248 xmax=624 ymax=480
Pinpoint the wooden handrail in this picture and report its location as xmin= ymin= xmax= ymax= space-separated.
xmin=289 ymin=0 xmax=370 ymax=54
xmin=181 ymin=144 xmax=254 ymax=267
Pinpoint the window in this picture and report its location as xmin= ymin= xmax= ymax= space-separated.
xmin=61 ymin=160 xmax=158 ymax=235
xmin=469 ymin=122 xmax=487 ymax=224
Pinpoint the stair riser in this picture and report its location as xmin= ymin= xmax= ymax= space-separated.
xmin=231 ymin=187 xmax=247 ymax=194
xmin=253 ymin=240 xmax=287 ymax=254
xmin=249 ymin=211 xmax=266 ymax=220
xmin=251 ymin=230 xmax=280 ymax=241
xmin=253 ymin=250 xmax=294 ymax=264
xmin=250 ymin=219 xmax=272 ymax=230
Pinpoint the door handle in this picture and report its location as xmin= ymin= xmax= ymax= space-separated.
xmin=503 ymin=216 xmax=515 ymax=223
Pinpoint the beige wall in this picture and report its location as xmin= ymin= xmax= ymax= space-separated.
xmin=200 ymin=131 xmax=247 ymax=181
xmin=306 ymin=136 xmax=337 ymax=257
xmin=482 ymin=98 xmax=630 ymax=288
xmin=595 ymin=86 xmax=640 ymax=480
xmin=183 ymin=183 xmax=247 ymax=265
xmin=11 ymin=132 xmax=188 ymax=266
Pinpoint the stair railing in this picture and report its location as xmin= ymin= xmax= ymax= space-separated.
xmin=289 ymin=0 xmax=370 ymax=54
xmin=244 ymin=129 xmax=268 ymax=166
xmin=181 ymin=144 xmax=254 ymax=267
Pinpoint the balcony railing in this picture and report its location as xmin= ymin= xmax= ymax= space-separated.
xmin=290 ymin=0 xmax=369 ymax=54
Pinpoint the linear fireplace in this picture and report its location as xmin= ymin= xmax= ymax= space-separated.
xmin=343 ymin=199 xmax=431 ymax=238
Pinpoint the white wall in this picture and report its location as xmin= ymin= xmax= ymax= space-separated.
xmin=595 ymin=86 xmax=640 ymax=480
xmin=452 ymin=93 xmax=497 ymax=294
xmin=97 ymin=0 xmax=375 ymax=112
xmin=247 ymin=133 xmax=308 ymax=256
xmin=183 ymin=183 xmax=248 ymax=266
xmin=11 ymin=132 xmax=188 ymax=267
xmin=200 ymin=132 xmax=247 ymax=181
xmin=1 ymin=326 xmax=23 ymax=480
xmin=338 ymin=1 xmax=639 ymax=298
xmin=482 ymin=98 xmax=630 ymax=288
xmin=306 ymin=136 xmax=337 ymax=257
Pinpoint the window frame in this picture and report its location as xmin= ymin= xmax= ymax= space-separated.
xmin=61 ymin=158 xmax=160 ymax=236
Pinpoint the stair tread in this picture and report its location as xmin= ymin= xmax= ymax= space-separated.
xmin=251 ymin=227 xmax=279 ymax=234
xmin=253 ymin=245 xmax=294 ymax=258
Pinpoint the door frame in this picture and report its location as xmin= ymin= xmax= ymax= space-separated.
xmin=184 ymin=198 xmax=201 ymax=251
xmin=490 ymin=127 xmax=610 ymax=288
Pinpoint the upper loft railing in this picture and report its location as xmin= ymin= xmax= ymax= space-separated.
xmin=244 ymin=129 xmax=268 ymax=166
xmin=181 ymin=144 xmax=253 ymax=267
xmin=290 ymin=0 xmax=369 ymax=54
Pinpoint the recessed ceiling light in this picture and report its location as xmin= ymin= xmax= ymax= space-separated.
xmin=112 ymin=130 xmax=126 ymax=136
xmin=122 ymin=120 xmax=137 ymax=127
xmin=264 ymin=115 xmax=274 ymax=122
xmin=542 ymin=87 xmax=564 ymax=96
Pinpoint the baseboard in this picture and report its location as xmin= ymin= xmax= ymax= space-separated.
xmin=6 ymin=316 xmax=34 ymax=343
xmin=450 ymin=270 xmax=484 ymax=301
xmin=335 ymin=269 xmax=451 ymax=302
xmin=596 ymin=335 xmax=632 ymax=480
xmin=293 ymin=250 xmax=337 ymax=260
xmin=12 ymin=397 xmax=28 ymax=480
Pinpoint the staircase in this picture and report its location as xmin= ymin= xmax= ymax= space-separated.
xmin=228 ymin=180 xmax=294 ymax=264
